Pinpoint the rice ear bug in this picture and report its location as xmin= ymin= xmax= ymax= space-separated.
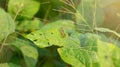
xmin=59 ymin=28 xmax=66 ymax=38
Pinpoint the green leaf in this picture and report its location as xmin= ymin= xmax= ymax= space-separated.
xmin=112 ymin=46 xmax=120 ymax=67
xmin=57 ymin=36 xmax=84 ymax=67
xmin=27 ymin=20 xmax=75 ymax=48
xmin=0 ymin=45 xmax=14 ymax=63
xmin=79 ymin=33 xmax=100 ymax=51
xmin=96 ymin=40 xmax=114 ymax=67
xmin=58 ymin=33 xmax=120 ymax=67
xmin=58 ymin=47 xmax=99 ymax=67
xmin=42 ymin=20 xmax=76 ymax=34
xmin=79 ymin=33 xmax=119 ymax=67
xmin=0 ymin=8 xmax=15 ymax=42
xmin=58 ymin=33 xmax=100 ymax=67
xmin=36 ymin=0 xmax=62 ymax=21
xmin=9 ymin=36 xmax=38 ymax=67
xmin=43 ymin=20 xmax=75 ymax=29
xmin=16 ymin=18 xmax=44 ymax=32
xmin=27 ymin=28 xmax=68 ymax=48
xmin=0 ymin=63 xmax=20 ymax=67
xmin=8 ymin=0 xmax=40 ymax=19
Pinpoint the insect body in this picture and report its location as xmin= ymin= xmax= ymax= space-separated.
xmin=59 ymin=28 xmax=67 ymax=38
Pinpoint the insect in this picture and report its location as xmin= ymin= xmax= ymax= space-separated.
xmin=59 ymin=28 xmax=67 ymax=38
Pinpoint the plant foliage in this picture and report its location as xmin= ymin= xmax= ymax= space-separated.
xmin=0 ymin=0 xmax=120 ymax=67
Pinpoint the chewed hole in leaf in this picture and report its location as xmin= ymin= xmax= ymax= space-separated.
xmin=51 ymin=32 xmax=54 ymax=34
xmin=105 ymin=56 xmax=108 ymax=59
xmin=39 ymin=34 xmax=42 ymax=35
xmin=33 ymin=39 xmax=38 ymax=41
xmin=47 ymin=42 xmax=50 ymax=45
xmin=31 ymin=33 xmax=34 ymax=35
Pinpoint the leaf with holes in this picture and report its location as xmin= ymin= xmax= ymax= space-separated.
xmin=27 ymin=28 xmax=68 ymax=48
